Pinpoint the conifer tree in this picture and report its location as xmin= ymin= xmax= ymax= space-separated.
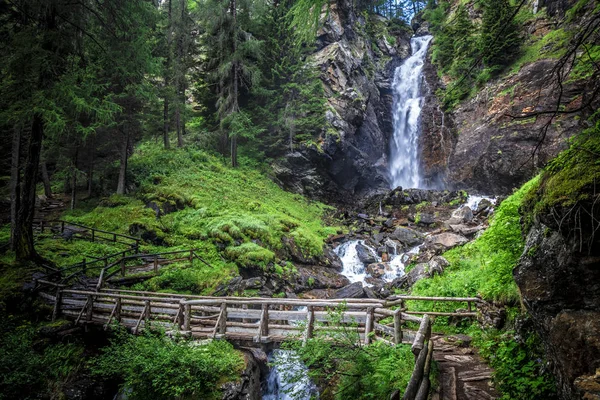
xmin=480 ymin=0 xmax=522 ymax=69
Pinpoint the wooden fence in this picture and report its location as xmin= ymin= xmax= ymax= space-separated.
xmin=34 ymin=219 xmax=141 ymax=251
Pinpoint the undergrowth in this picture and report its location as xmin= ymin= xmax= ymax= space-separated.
xmin=90 ymin=328 xmax=244 ymax=400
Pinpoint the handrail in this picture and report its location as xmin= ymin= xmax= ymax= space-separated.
xmin=34 ymin=219 xmax=140 ymax=242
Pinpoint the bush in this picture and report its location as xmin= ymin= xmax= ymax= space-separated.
xmin=0 ymin=317 xmax=84 ymax=400
xmin=90 ymin=329 xmax=244 ymax=400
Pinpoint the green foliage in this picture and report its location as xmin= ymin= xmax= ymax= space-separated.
xmin=411 ymin=176 xmax=540 ymax=305
xmin=474 ymin=328 xmax=557 ymax=400
xmin=90 ymin=329 xmax=244 ymax=400
xmin=523 ymin=112 xmax=600 ymax=214
xmin=480 ymin=0 xmax=521 ymax=69
xmin=56 ymin=142 xmax=339 ymax=292
xmin=0 ymin=316 xmax=84 ymax=400
xmin=284 ymin=306 xmax=415 ymax=399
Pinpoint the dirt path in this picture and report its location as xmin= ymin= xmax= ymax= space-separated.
xmin=431 ymin=334 xmax=500 ymax=400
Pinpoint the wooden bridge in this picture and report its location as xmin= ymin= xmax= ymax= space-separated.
xmin=36 ymin=280 xmax=478 ymax=345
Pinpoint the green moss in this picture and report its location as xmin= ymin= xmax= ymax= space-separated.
xmin=523 ymin=116 xmax=600 ymax=214
xmin=225 ymin=242 xmax=275 ymax=270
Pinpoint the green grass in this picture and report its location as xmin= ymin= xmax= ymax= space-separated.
xmin=47 ymin=141 xmax=340 ymax=293
xmin=508 ymin=28 xmax=569 ymax=75
xmin=409 ymin=176 xmax=540 ymax=311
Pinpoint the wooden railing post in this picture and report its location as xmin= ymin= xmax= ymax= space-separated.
xmin=91 ymin=229 xmax=95 ymax=242
xmin=82 ymin=258 xmax=87 ymax=274
xmin=40 ymin=220 xmax=44 ymax=233
xmin=61 ymin=221 xmax=65 ymax=233
xmin=121 ymin=259 xmax=126 ymax=276
xmin=86 ymin=294 xmax=94 ymax=323
xmin=412 ymin=315 xmax=431 ymax=357
xmin=303 ymin=306 xmax=314 ymax=346
xmin=365 ymin=307 xmax=374 ymax=345
xmin=189 ymin=249 xmax=193 ymax=264
xmin=218 ymin=302 xmax=227 ymax=335
xmin=113 ymin=233 xmax=117 ymax=242
xmin=115 ymin=297 xmax=121 ymax=322
xmin=183 ymin=302 xmax=191 ymax=331
xmin=257 ymin=303 xmax=269 ymax=342
xmin=468 ymin=301 xmax=472 ymax=313
xmin=394 ymin=308 xmax=403 ymax=345
xmin=153 ymin=256 xmax=158 ymax=274
xmin=177 ymin=302 xmax=185 ymax=328
xmin=134 ymin=240 xmax=139 ymax=253
xmin=52 ymin=288 xmax=62 ymax=321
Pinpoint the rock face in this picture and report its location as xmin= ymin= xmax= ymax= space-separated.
xmin=272 ymin=1 xmax=412 ymax=202
xmin=515 ymin=215 xmax=600 ymax=399
xmin=418 ymin=3 xmax=598 ymax=195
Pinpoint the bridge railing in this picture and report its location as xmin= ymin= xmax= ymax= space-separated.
xmin=34 ymin=284 xmax=481 ymax=349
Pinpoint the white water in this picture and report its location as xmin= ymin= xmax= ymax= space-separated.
xmin=334 ymin=240 xmax=419 ymax=284
xmin=389 ymin=35 xmax=433 ymax=189
xmin=465 ymin=195 xmax=497 ymax=211
xmin=262 ymin=350 xmax=318 ymax=400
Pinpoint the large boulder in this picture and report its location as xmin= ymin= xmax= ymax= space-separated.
xmin=391 ymin=227 xmax=425 ymax=247
xmin=366 ymin=262 xmax=391 ymax=279
xmin=426 ymin=232 xmax=468 ymax=249
xmin=334 ymin=282 xmax=365 ymax=299
xmin=445 ymin=206 xmax=473 ymax=225
xmin=355 ymin=243 xmax=378 ymax=265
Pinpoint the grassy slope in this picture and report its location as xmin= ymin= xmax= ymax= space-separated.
xmin=35 ymin=142 xmax=339 ymax=294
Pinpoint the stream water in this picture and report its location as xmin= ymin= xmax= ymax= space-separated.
xmin=389 ymin=35 xmax=433 ymax=190
xmin=262 ymin=350 xmax=318 ymax=400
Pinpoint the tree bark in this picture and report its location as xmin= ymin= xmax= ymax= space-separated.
xmin=14 ymin=114 xmax=44 ymax=261
xmin=41 ymin=159 xmax=52 ymax=198
xmin=10 ymin=126 xmax=21 ymax=251
xmin=231 ymin=0 xmax=239 ymax=168
xmin=163 ymin=0 xmax=172 ymax=149
xmin=116 ymin=126 xmax=130 ymax=195
xmin=70 ymin=148 xmax=78 ymax=210
xmin=87 ymin=136 xmax=94 ymax=198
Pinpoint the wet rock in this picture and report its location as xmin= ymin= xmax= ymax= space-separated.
xmin=221 ymin=351 xmax=261 ymax=400
xmin=415 ymin=212 xmax=436 ymax=226
xmin=213 ymin=276 xmax=243 ymax=296
xmin=475 ymin=199 xmax=493 ymax=214
xmin=363 ymin=286 xmax=379 ymax=299
xmin=295 ymin=265 xmax=350 ymax=290
xmin=355 ymin=243 xmax=378 ymax=265
xmin=372 ymin=233 xmax=385 ymax=245
xmin=298 ymin=289 xmax=335 ymax=299
xmin=384 ymin=238 xmax=400 ymax=254
xmin=391 ymin=227 xmax=424 ymax=247
xmin=357 ymin=213 xmax=370 ymax=220
xmin=334 ymin=282 xmax=365 ymax=298
xmin=282 ymin=236 xmax=318 ymax=265
xmin=384 ymin=218 xmax=395 ymax=228
xmin=322 ymin=247 xmax=343 ymax=271
xmin=366 ymin=262 xmax=390 ymax=279
xmin=427 ymin=232 xmax=468 ymax=249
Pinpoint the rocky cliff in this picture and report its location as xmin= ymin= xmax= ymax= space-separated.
xmin=272 ymin=0 xmax=411 ymax=202
xmin=419 ymin=0 xmax=596 ymax=195
xmin=515 ymin=184 xmax=600 ymax=399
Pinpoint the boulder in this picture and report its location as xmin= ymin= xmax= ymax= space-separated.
xmin=446 ymin=206 xmax=473 ymax=225
xmin=429 ymin=256 xmax=450 ymax=275
xmin=366 ymin=262 xmax=390 ymax=278
xmin=295 ymin=265 xmax=350 ymax=290
xmin=427 ymin=232 xmax=468 ymax=249
xmin=391 ymin=227 xmax=424 ymax=247
xmin=449 ymin=224 xmax=484 ymax=237
xmin=355 ymin=243 xmax=378 ymax=265
xmin=333 ymin=282 xmax=365 ymax=299
xmin=476 ymin=199 xmax=493 ymax=214
xmin=415 ymin=212 xmax=436 ymax=226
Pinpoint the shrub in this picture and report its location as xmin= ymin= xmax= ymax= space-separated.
xmin=90 ymin=329 xmax=244 ymax=400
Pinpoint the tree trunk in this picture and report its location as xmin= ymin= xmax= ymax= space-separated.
xmin=41 ymin=159 xmax=52 ymax=198
xmin=70 ymin=148 xmax=78 ymax=211
xmin=176 ymin=106 xmax=182 ymax=147
xmin=14 ymin=114 xmax=44 ymax=261
xmin=231 ymin=0 xmax=239 ymax=168
xmin=10 ymin=126 xmax=21 ymax=251
xmin=163 ymin=0 xmax=172 ymax=149
xmin=87 ymin=138 xmax=94 ymax=198
xmin=116 ymin=126 xmax=130 ymax=195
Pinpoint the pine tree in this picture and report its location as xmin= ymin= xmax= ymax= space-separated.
xmin=480 ymin=0 xmax=521 ymax=70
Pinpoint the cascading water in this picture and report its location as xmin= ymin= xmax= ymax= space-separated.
xmin=389 ymin=35 xmax=433 ymax=189
xmin=262 ymin=350 xmax=318 ymax=400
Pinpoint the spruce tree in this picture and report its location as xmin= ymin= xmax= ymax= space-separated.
xmin=480 ymin=0 xmax=522 ymax=69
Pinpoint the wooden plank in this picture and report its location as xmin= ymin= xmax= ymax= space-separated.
xmin=39 ymin=292 xmax=56 ymax=302
xmin=255 ymin=304 xmax=268 ymax=342
xmin=388 ymin=295 xmax=481 ymax=303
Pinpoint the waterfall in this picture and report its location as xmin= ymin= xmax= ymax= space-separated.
xmin=389 ymin=35 xmax=433 ymax=189
xmin=262 ymin=350 xmax=318 ymax=400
